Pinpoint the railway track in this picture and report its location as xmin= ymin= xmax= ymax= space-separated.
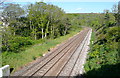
xmin=12 ymin=28 xmax=92 ymax=77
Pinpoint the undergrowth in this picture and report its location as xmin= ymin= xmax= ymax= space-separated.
xmin=84 ymin=26 xmax=120 ymax=78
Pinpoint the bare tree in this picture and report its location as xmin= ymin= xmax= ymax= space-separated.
xmin=112 ymin=1 xmax=120 ymax=25
xmin=112 ymin=4 xmax=118 ymax=13
xmin=118 ymin=1 xmax=120 ymax=14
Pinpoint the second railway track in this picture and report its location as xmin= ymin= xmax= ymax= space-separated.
xmin=12 ymin=28 xmax=92 ymax=77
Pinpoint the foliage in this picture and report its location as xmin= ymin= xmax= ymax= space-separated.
xmin=2 ymin=28 xmax=81 ymax=73
xmin=1 ymin=1 xmax=119 ymax=76
xmin=2 ymin=36 xmax=33 ymax=52
xmin=1 ymin=2 xmax=83 ymax=73
xmin=1 ymin=2 xmax=74 ymax=53
xmin=84 ymin=2 xmax=120 ymax=77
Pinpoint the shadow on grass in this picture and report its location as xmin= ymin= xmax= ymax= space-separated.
xmin=76 ymin=63 xmax=120 ymax=78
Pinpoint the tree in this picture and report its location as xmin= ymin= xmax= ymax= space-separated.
xmin=0 ymin=0 xmax=6 ymax=5
xmin=112 ymin=1 xmax=120 ymax=25
xmin=117 ymin=1 xmax=120 ymax=25
xmin=3 ymin=4 xmax=24 ymax=22
xmin=2 ymin=3 xmax=25 ymax=35
xmin=27 ymin=2 xmax=66 ymax=39
xmin=28 ymin=2 xmax=48 ymax=40
xmin=1 ymin=3 xmax=25 ymax=52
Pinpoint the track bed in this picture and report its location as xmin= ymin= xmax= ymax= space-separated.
xmin=12 ymin=28 xmax=92 ymax=78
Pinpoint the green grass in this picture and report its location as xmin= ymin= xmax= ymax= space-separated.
xmin=89 ymin=31 xmax=95 ymax=49
xmin=2 ymin=28 xmax=82 ymax=73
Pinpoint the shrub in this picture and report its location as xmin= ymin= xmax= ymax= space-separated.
xmin=2 ymin=36 xmax=33 ymax=52
xmin=32 ymin=56 xmax=36 ymax=60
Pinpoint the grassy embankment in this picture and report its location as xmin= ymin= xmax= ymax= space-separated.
xmin=2 ymin=28 xmax=82 ymax=73
xmin=84 ymin=27 xmax=120 ymax=77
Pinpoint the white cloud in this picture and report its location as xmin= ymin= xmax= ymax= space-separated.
xmin=75 ymin=8 xmax=82 ymax=11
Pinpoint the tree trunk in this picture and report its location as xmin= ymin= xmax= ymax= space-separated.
xmin=45 ymin=32 xmax=47 ymax=38
xmin=50 ymin=25 xmax=53 ymax=38
xmin=53 ymin=26 xmax=54 ymax=38
xmin=35 ymin=29 xmax=37 ymax=40
xmin=64 ymin=26 xmax=67 ymax=36
xmin=14 ymin=31 xmax=15 ymax=36
xmin=35 ymin=33 xmax=37 ymax=40
xmin=45 ymin=21 xmax=49 ymax=38
xmin=33 ymin=25 xmax=37 ymax=40
xmin=42 ymin=28 xmax=44 ymax=39
xmin=30 ymin=21 xmax=32 ymax=30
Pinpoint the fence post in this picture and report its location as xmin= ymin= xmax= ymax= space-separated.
xmin=0 ymin=65 xmax=10 ymax=77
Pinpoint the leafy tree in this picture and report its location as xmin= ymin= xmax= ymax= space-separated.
xmin=27 ymin=2 xmax=66 ymax=39
xmin=2 ymin=3 xmax=25 ymax=35
xmin=2 ymin=4 xmax=24 ymax=22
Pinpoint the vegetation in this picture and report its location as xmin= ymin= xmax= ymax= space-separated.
xmin=1 ymin=2 xmax=82 ymax=72
xmin=1 ymin=2 xmax=72 ymax=52
xmin=2 ymin=29 xmax=81 ymax=73
xmin=1 ymin=1 xmax=119 ymax=76
xmin=83 ymin=2 xmax=120 ymax=78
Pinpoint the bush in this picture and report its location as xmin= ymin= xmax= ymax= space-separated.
xmin=8 ymin=43 xmax=19 ymax=52
xmin=32 ymin=56 xmax=36 ymax=60
xmin=2 ymin=36 xmax=33 ymax=52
